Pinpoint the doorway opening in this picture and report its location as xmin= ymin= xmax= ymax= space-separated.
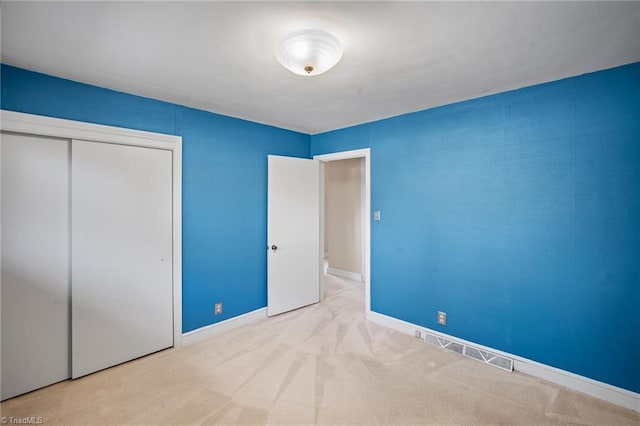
xmin=314 ymin=149 xmax=371 ymax=315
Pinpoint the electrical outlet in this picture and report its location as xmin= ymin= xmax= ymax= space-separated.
xmin=437 ymin=311 xmax=447 ymax=326
xmin=215 ymin=302 xmax=223 ymax=315
xmin=414 ymin=330 xmax=422 ymax=339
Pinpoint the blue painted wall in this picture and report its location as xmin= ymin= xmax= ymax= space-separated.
xmin=311 ymin=63 xmax=640 ymax=393
xmin=0 ymin=64 xmax=310 ymax=333
xmin=3 ymin=62 xmax=638 ymax=393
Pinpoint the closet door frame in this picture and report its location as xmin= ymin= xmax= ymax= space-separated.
xmin=0 ymin=109 xmax=183 ymax=347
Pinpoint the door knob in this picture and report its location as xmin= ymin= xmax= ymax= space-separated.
xmin=271 ymin=244 xmax=278 ymax=251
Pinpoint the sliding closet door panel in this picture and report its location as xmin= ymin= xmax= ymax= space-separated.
xmin=71 ymin=140 xmax=173 ymax=378
xmin=1 ymin=133 xmax=70 ymax=400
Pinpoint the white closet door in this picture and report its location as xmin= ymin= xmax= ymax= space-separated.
xmin=71 ymin=140 xmax=173 ymax=378
xmin=1 ymin=133 xmax=70 ymax=400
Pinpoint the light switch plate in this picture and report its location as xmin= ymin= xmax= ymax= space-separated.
xmin=373 ymin=210 xmax=381 ymax=221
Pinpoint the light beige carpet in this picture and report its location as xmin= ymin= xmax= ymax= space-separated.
xmin=1 ymin=273 xmax=638 ymax=425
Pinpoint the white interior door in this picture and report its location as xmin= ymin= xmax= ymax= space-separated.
xmin=1 ymin=133 xmax=71 ymax=400
xmin=71 ymin=140 xmax=173 ymax=378
xmin=267 ymin=155 xmax=321 ymax=316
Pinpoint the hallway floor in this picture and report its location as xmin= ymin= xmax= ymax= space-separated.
xmin=1 ymin=273 xmax=638 ymax=425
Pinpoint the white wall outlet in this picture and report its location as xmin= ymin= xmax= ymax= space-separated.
xmin=437 ymin=311 xmax=447 ymax=326
xmin=215 ymin=302 xmax=223 ymax=315
xmin=414 ymin=330 xmax=422 ymax=338
xmin=373 ymin=210 xmax=381 ymax=221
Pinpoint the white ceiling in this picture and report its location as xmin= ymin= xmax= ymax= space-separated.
xmin=1 ymin=2 xmax=639 ymax=135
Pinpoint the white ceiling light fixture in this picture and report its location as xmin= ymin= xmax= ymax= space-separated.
xmin=275 ymin=29 xmax=343 ymax=76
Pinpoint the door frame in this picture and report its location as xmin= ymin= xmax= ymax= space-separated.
xmin=0 ymin=110 xmax=183 ymax=346
xmin=314 ymin=148 xmax=371 ymax=315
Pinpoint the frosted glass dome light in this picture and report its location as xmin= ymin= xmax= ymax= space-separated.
xmin=275 ymin=29 xmax=343 ymax=76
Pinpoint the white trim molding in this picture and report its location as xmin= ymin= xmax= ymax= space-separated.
xmin=1 ymin=110 xmax=178 ymax=148
xmin=327 ymin=267 xmax=363 ymax=282
xmin=182 ymin=308 xmax=267 ymax=346
xmin=367 ymin=311 xmax=640 ymax=412
xmin=1 ymin=109 xmax=184 ymax=348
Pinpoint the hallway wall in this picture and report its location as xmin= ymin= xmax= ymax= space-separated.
xmin=324 ymin=158 xmax=363 ymax=277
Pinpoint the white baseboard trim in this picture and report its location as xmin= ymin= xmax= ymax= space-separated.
xmin=367 ymin=311 xmax=640 ymax=412
xmin=182 ymin=307 xmax=267 ymax=346
xmin=327 ymin=267 xmax=363 ymax=282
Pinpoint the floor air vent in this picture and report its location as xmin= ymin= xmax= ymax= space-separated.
xmin=423 ymin=331 xmax=514 ymax=372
